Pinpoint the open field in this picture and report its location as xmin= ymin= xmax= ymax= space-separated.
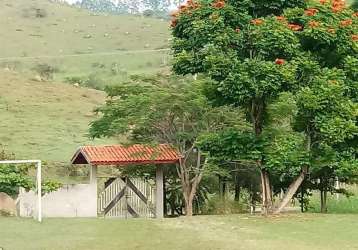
xmin=0 ymin=0 xmax=171 ymax=162
xmin=0 ymin=0 xmax=171 ymax=86
xmin=0 ymin=214 xmax=358 ymax=250
xmin=0 ymin=70 xmax=115 ymax=162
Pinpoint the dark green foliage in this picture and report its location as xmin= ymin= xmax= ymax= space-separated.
xmin=171 ymin=0 xmax=358 ymax=212
xmin=33 ymin=63 xmax=58 ymax=80
xmin=0 ymin=164 xmax=34 ymax=197
xmin=0 ymin=149 xmax=62 ymax=197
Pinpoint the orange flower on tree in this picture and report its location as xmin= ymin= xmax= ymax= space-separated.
xmin=276 ymin=16 xmax=286 ymax=22
xmin=251 ymin=19 xmax=264 ymax=25
xmin=187 ymin=0 xmax=200 ymax=10
xmin=170 ymin=19 xmax=178 ymax=28
xmin=288 ymin=24 xmax=303 ymax=31
xmin=327 ymin=28 xmax=336 ymax=33
xmin=235 ymin=28 xmax=241 ymax=33
xmin=319 ymin=0 xmax=327 ymax=4
xmin=179 ymin=4 xmax=187 ymax=11
xmin=353 ymin=12 xmax=358 ymax=17
xmin=275 ymin=59 xmax=285 ymax=65
xmin=309 ymin=21 xmax=320 ymax=28
xmin=331 ymin=0 xmax=345 ymax=12
xmin=212 ymin=0 xmax=225 ymax=9
xmin=340 ymin=19 xmax=353 ymax=27
xmin=352 ymin=35 xmax=358 ymax=41
xmin=305 ymin=8 xmax=319 ymax=16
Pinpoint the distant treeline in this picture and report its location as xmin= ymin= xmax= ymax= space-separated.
xmin=50 ymin=0 xmax=186 ymax=16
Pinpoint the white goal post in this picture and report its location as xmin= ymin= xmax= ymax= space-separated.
xmin=0 ymin=160 xmax=42 ymax=222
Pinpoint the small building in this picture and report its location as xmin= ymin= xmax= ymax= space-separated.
xmin=19 ymin=144 xmax=180 ymax=219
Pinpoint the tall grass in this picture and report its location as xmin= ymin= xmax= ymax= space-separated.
xmin=308 ymin=185 xmax=358 ymax=214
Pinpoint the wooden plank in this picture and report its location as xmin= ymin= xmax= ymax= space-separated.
xmin=125 ymin=178 xmax=148 ymax=204
xmin=127 ymin=203 xmax=139 ymax=218
xmin=104 ymin=187 xmax=126 ymax=215
xmin=126 ymin=178 xmax=156 ymax=216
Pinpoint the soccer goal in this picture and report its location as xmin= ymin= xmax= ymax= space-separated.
xmin=0 ymin=160 xmax=42 ymax=222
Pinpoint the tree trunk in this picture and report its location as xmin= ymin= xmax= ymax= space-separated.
xmin=321 ymin=183 xmax=328 ymax=213
xmin=219 ymin=176 xmax=224 ymax=199
xmin=274 ymin=166 xmax=308 ymax=214
xmin=260 ymin=169 xmax=273 ymax=215
xmin=170 ymin=201 xmax=176 ymax=216
xmin=251 ymin=99 xmax=273 ymax=215
xmin=234 ymin=173 xmax=240 ymax=202
xmin=185 ymin=198 xmax=193 ymax=216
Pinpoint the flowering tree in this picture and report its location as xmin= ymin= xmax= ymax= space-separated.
xmin=171 ymin=0 xmax=357 ymax=214
xmin=89 ymin=75 xmax=244 ymax=216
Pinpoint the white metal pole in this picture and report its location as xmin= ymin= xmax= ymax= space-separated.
xmin=37 ymin=161 xmax=42 ymax=222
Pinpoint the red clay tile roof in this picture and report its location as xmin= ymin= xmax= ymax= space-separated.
xmin=71 ymin=144 xmax=180 ymax=166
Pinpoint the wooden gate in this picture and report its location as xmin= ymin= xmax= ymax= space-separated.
xmin=98 ymin=177 xmax=156 ymax=218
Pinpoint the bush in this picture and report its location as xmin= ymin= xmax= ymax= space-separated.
xmin=65 ymin=76 xmax=86 ymax=85
xmin=22 ymin=8 xmax=47 ymax=18
xmin=65 ymin=74 xmax=105 ymax=90
xmin=83 ymin=74 xmax=104 ymax=90
xmin=92 ymin=62 xmax=106 ymax=69
xmin=143 ymin=9 xmax=155 ymax=17
xmin=32 ymin=63 xmax=58 ymax=80
xmin=0 ymin=210 xmax=14 ymax=217
xmin=202 ymin=194 xmax=247 ymax=215
xmin=35 ymin=8 xmax=47 ymax=18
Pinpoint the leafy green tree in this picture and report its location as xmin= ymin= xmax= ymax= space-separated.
xmin=293 ymin=68 xmax=357 ymax=212
xmin=0 ymin=150 xmax=62 ymax=197
xmin=171 ymin=0 xmax=358 ymax=213
xmin=89 ymin=74 xmax=245 ymax=216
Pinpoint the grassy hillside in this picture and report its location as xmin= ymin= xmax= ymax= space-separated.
xmin=0 ymin=69 xmax=116 ymax=162
xmin=0 ymin=0 xmax=171 ymax=162
xmin=0 ymin=0 xmax=171 ymax=88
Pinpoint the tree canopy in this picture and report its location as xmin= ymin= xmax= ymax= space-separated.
xmin=171 ymin=0 xmax=358 ymax=213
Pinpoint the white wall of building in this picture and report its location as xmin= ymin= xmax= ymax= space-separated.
xmin=19 ymin=183 xmax=97 ymax=218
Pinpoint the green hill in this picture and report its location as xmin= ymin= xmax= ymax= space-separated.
xmin=0 ymin=0 xmax=171 ymax=88
xmin=0 ymin=70 xmax=117 ymax=162
xmin=0 ymin=0 xmax=171 ymax=162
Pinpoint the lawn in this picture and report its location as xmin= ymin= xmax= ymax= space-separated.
xmin=1 ymin=214 xmax=358 ymax=250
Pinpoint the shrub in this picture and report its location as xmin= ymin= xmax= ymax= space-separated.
xmin=83 ymin=74 xmax=104 ymax=90
xmin=92 ymin=62 xmax=106 ymax=69
xmin=202 ymin=194 xmax=247 ymax=215
xmin=35 ymin=8 xmax=47 ymax=18
xmin=32 ymin=63 xmax=58 ymax=80
xmin=65 ymin=76 xmax=86 ymax=85
xmin=22 ymin=8 xmax=47 ymax=18
xmin=0 ymin=210 xmax=14 ymax=217
xmin=143 ymin=9 xmax=155 ymax=17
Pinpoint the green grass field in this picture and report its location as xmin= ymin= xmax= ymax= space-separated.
xmin=0 ymin=69 xmax=116 ymax=162
xmin=0 ymin=0 xmax=171 ymax=162
xmin=0 ymin=0 xmax=171 ymax=87
xmin=0 ymin=214 xmax=358 ymax=250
